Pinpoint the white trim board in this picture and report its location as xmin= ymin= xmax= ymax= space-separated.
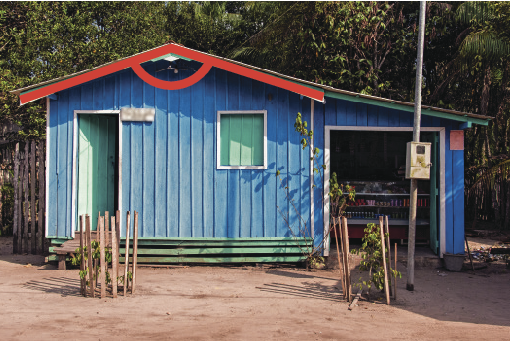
xmin=71 ymin=110 xmax=122 ymax=238
xmin=45 ymin=98 xmax=50 ymax=238
xmin=216 ymin=110 xmax=268 ymax=170
xmin=323 ymin=126 xmax=446 ymax=257
xmin=310 ymin=99 xmax=315 ymax=239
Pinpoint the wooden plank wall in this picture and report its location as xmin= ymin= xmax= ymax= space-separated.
xmin=47 ymin=61 xmax=312 ymax=240
xmin=47 ymin=59 xmax=465 ymax=255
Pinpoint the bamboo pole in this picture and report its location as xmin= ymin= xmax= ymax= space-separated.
xmin=384 ymin=215 xmax=393 ymax=297
xmin=30 ymin=140 xmax=36 ymax=254
xmin=124 ymin=211 xmax=130 ymax=296
xmin=99 ymin=214 xmax=106 ymax=299
xmin=333 ymin=217 xmax=346 ymax=300
xmin=86 ymin=215 xmax=95 ymax=298
xmin=80 ymin=215 xmax=86 ymax=296
xmin=111 ymin=215 xmax=118 ymax=298
xmin=12 ymin=143 xmax=19 ymax=254
xmin=132 ymin=211 xmax=139 ymax=294
xmin=379 ymin=216 xmax=390 ymax=305
xmin=341 ymin=217 xmax=351 ymax=302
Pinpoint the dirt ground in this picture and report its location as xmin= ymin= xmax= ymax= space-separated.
xmin=1 ymin=236 xmax=509 ymax=341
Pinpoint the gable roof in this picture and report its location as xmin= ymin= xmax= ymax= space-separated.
xmin=12 ymin=43 xmax=490 ymax=126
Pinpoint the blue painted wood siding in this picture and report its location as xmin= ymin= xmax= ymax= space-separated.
xmin=47 ymin=60 xmax=464 ymax=254
xmin=47 ymin=62 xmax=312 ymax=241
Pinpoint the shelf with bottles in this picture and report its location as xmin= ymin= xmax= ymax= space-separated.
xmin=343 ymin=209 xmax=430 ymax=220
xmin=348 ymin=197 xmax=430 ymax=208
xmin=344 ymin=218 xmax=429 ymax=226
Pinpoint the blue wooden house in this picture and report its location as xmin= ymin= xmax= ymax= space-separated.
xmin=12 ymin=44 xmax=490 ymax=263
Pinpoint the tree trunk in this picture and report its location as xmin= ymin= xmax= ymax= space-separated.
xmin=480 ymin=66 xmax=491 ymax=116
xmin=503 ymin=180 xmax=510 ymax=229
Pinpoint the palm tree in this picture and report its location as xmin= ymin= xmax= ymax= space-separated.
xmin=446 ymin=2 xmax=510 ymax=229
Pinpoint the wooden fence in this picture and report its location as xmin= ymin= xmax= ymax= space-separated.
xmin=11 ymin=140 xmax=46 ymax=254
xmin=0 ymin=143 xmax=16 ymax=235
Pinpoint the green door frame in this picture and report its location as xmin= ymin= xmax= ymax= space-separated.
xmin=71 ymin=110 xmax=122 ymax=237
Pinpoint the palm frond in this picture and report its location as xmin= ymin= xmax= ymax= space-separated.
xmin=468 ymin=159 xmax=510 ymax=194
xmin=459 ymin=31 xmax=510 ymax=62
xmin=228 ymin=46 xmax=283 ymax=69
xmin=455 ymin=1 xmax=494 ymax=24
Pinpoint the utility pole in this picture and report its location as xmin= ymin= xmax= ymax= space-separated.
xmin=407 ymin=0 xmax=426 ymax=292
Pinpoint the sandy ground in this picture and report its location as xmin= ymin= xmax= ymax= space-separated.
xmin=1 ymin=236 xmax=509 ymax=341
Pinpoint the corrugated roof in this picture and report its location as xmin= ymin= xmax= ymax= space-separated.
xmin=11 ymin=43 xmax=491 ymax=125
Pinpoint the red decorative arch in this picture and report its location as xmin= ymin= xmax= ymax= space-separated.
xmin=131 ymin=63 xmax=212 ymax=90
xmin=19 ymin=44 xmax=324 ymax=104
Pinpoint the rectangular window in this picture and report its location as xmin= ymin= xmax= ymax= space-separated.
xmin=217 ymin=110 xmax=267 ymax=169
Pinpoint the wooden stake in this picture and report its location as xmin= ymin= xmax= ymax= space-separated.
xmin=124 ymin=211 xmax=130 ymax=296
xmin=384 ymin=215 xmax=393 ymax=297
xmin=23 ymin=148 xmax=29 ymax=253
xmin=465 ymin=235 xmax=475 ymax=271
xmin=394 ymin=242 xmax=397 ymax=301
xmin=379 ymin=216 xmax=390 ymax=305
xmin=30 ymin=140 xmax=36 ymax=254
xmin=99 ymin=213 xmax=106 ymax=299
xmin=17 ymin=153 xmax=23 ymax=254
xmin=105 ymin=211 xmax=110 ymax=249
xmin=111 ymin=215 xmax=118 ymax=298
xmin=341 ymin=217 xmax=351 ymax=302
xmin=86 ymin=215 xmax=95 ymax=298
xmin=12 ymin=143 xmax=19 ymax=254
xmin=115 ymin=211 xmax=120 ymax=283
xmin=80 ymin=215 xmax=86 ymax=296
xmin=132 ymin=211 xmax=139 ymax=294
xmin=333 ymin=217 xmax=346 ymax=300
xmin=95 ymin=213 xmax=100 ymax=287
xmin=37 ymin=141 xmax=45 ymax=254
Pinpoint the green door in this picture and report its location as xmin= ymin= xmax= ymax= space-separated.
xmin=77 ymin=114 xmax=117 ymax=231
xmin=423 ymin=132 xmax=439 ymax=254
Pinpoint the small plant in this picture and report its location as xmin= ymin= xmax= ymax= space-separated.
xmin=72 ymin=241 xmax=117 ymax=288
xmin=351 ymin=223 xmax=401 ymax=298
xmin=329 ymin=172 xmax=355 ymax=218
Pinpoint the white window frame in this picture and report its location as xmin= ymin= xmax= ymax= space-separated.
xmin=216 ymin=110 xmax=268 ymax=170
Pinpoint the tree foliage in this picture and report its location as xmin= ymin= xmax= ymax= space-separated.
xmin=1 ymin=1 xmax=510 ymax=226
xmin=0 ymin=1 xmax=167 ymax=139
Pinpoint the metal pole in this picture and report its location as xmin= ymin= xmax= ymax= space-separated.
xmin=407 ymin=0 xmax=426 ymax=292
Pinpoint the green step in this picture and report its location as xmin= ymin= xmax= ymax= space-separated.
xmin=118 ymin=246 xmax=307 ymax=256
xmin=120 ymin=256 xmax=307 ymax=263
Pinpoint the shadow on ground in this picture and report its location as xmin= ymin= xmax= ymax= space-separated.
xmin=23 ymin=277 xmax=82 ymax=297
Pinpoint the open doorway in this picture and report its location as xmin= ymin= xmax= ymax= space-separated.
xmin=327 ymin=129 xmax=440 ymax=254
xmin=76 ymin=114 xmax=119 ymax=231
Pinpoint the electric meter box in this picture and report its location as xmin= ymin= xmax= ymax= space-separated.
xmin=405 ymin=142 xmax=431 ymax=180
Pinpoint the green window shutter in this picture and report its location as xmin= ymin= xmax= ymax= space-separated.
xmin=220 ymin=113 xmax=264 ymax=167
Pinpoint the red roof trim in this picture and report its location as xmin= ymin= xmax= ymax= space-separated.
xmin=19 ymin=44 xmax=324 ymax=105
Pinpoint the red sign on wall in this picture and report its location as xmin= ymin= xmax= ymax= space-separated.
xmin=450 ymin=130 xmax=464 ymax=150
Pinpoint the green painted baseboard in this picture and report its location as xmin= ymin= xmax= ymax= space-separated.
xmin=49 ymin=237 xmax=312 ymax=264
